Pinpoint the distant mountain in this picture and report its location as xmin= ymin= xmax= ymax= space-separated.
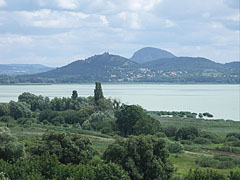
xmin=224 ymin=61 xmax=240 ymax=75
xmin=0 ymin=64 xmax=54 ymax=76
xmin=0 ymin=48 xmax=239 ymax=84
xmin=144 ymin=57 xmax=224 ymax=73
xmin=131 ymin=47 xmax=176 ymax=63
xmin=31 ymin=52 xmax=138 ymax=82
xmin=224 ymin=61 xmax=240 ymax=68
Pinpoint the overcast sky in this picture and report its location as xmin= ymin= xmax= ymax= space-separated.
xmin=0 ymin=0 xmax=239 ymax=67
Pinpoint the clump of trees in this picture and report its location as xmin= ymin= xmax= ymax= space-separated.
xmin=103 ymin=135 xmax=173 ymax=180
xmin=0 ymin=127 xmax=25 ymax=162
xmin=30 ymin=132 xmax=96 ymax=164
xmin=116 ymin=105 xmax=161 ymax=137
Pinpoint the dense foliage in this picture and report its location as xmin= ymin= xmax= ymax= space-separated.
xmin=30 ymin=132 xmax=96 ymax=164
xmin=0 ymin=127 xmax=25 ymax=162
xmin=116 ymin=105 xmax=161 ymax=137
xmin=103 ymin=135 xmax=173 ymax=180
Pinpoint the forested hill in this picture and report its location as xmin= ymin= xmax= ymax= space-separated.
xmin=0 ymin=48 xmax=239 ymax=84
xmin=30 ymin=52 xmax=138 ymax=82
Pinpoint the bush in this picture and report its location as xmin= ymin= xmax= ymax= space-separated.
xmin=164 ymin=126 xmax=178 ymax=137
xmin=155 ymin=132 xmax=167 ymax=138
xmin=229 ymin=171 xmax=240 ymax=180
xmin=193 ymin=137 xmax=212 ymax=144
xmin=30 ymin=132 xmax=96 ymax=164
xmin=217 ymin=161 xmax=235 ymax=169
xmin=0 ymin=127 xmax=25 ymax=162
xmin=197 ymin=157 xmax=219 ymax=168
xmin=184 ymin=169 xmax=225 ymax=180
xmin=175 ymin=127 xmax=199 ymax=140
xmin=0 ymin=116 xmax=15 ymax=123
xmin=232 ymin=140 xmax=240 ymax=147
xmin=197 ymin=154 xmax=240 ymax=169
xmin=226 ymin=133 xmax=240 ymax=140
xmin=226 ymin=136 xmax=239 ymax=142
xmin=103 ymin=135 xmax=174 ymax=180
xmin=0 ymin=104 xmax=9 ymax=116
xmin=200 ymin=131 xmax=223 ymax=144
xmin=167 ymin=142 xmax=184 ymax=153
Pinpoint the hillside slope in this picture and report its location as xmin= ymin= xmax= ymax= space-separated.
xmin=131 ymin=47 xmax=176 ymax=63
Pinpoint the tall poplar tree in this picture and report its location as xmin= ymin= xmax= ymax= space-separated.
xmin=94 ymin=82 xmax=104 ymax=105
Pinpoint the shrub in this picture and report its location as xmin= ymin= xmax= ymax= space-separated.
xmin=175 ymin=127 xmax=199 ymax=140
xmin=164 ymin=126 xmax=178 ymax=137
xmin=229 ymin=171 xmax=240 ymax=180
xmin=232 ymin=140 xmax=240 ymax=147
xmin=155 ymin=132 xmax=167 ymax=138
xmin=0 ymin=104 xmax=9 ymax=116
xmin=0 ymin=127 xmax=25 ymax=162
xmin=197 ymin=157 xmax=219 ymax=168
xmin=200 ymin=131 xmax=223 ymax=144
xmin=226 ymin=136 xmax=239 ymax=142
xmin=30 ymin=132 xmax=96 ymax=164
xmin=184 ymin=169 xmax=225 ymax=180
xmin=167 ymin=142 xmax=184 ymax=153
xmin=103 ymin=135 xmax=174 ymax=180
xmin=226 ymin=133 xmax=240 ymax=139
xmin=194 ymin=137 xmax=212 ymax=144
xmin=0 ymin=116 xmax=15 ymax=123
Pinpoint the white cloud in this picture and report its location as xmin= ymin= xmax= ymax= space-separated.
xmin=117 ymin=12 xmax=141 ymax=29
xmin=10 ymin=9 xmax=107 ymax=28
xmin=164 ymin=19 xmax=176 ymax=28
xmin=56 ymin=0 xmax=79 ymax=10
xmin=0 ymin=0 xmax=6 ymax=7
xmin=224 ymin=14 xmax=240 ymax=21
xmin=99 ymin=15 xmax=109 ymax=26
xmin=0 ymin=34 xmax=32 ymax=45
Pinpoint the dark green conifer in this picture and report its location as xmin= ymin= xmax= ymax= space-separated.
xmin=71 ymin=90 xmax=78 ymax=99
xmin=94 ymin=82 xmax=104 ymax=104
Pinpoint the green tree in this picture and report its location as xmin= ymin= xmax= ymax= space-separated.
xmin=116 ymin=104 xmax=154 ymax=137
xmin=30 ymin=132 xmax=96 ymax=164
xmin=175 ymin=126 xmax=199 ymax=140
xmin=9 ymin=101 xmax=32 ymax=120
xmin=103 ymin=135 xmax=173 ymax=180
xmin=94 ymin=163 xmax=130 ymax=180
xmin=164 ymin=126 xmax=178 ymax=137
xmin=50 ymin=97 xmax=63 ymax=111
xmin=71 ymin=90 xmax=78 ymax=99
xmin=0 ymin=127 xmax=25 ymax=162
xmin=18 ymin=92 xmax=50 ymax=111
xmin=133 ymin=116 xmax=161 ymax=135
xmin=94 ymin=82 xmax=104 ymax=105
xmin=0 ymin=104 xmax=9 ymax=116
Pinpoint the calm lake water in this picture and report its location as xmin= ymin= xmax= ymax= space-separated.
xmin=0 ymin=84 xmax=239 ymax=121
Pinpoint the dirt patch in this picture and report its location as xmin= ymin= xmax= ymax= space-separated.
xmin=184 ymin=150 xmax=212 ymax=157
xmin=201 ymin=148 xmax=240 ymax=156
xmin=22 ymin=131 xmax=44 ymax=135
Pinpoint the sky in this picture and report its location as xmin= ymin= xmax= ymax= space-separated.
xmin=0 ymin=0 xmax=239 ymax=67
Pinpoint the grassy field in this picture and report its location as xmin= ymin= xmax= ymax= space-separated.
xmin=170 ymin=153 xmax=240 ymax=177
xmin=149 ymin=111 xmax=240 ymax=137
xmin=6 ymin=123 xmax=113 ymax=155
